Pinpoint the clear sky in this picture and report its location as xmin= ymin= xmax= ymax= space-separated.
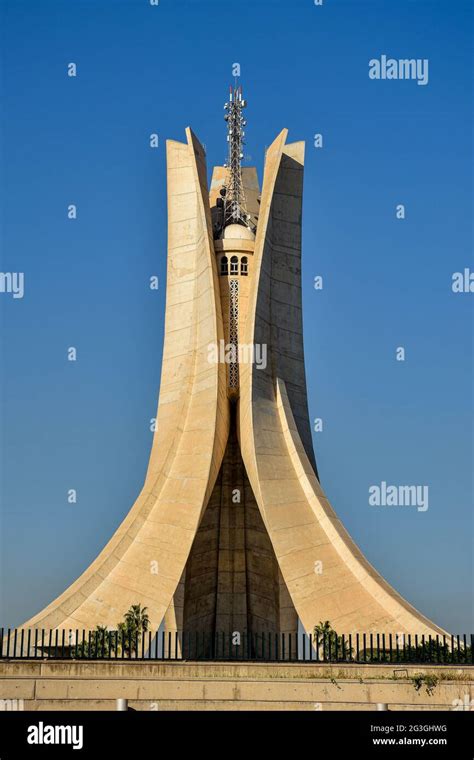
xmin=1 ymin=0 xmax=472 ymax=632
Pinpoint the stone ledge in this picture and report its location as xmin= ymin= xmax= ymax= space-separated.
xmin=1 ymin=660 xmax=472 ymax=680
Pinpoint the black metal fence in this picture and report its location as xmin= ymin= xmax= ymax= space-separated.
xmin=0 ymin=628 xmax=472 ymax=664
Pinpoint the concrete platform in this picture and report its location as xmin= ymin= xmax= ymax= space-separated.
xmin=1 ymin=660 xmax=472 ymax=711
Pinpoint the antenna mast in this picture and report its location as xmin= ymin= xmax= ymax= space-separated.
xmin=223 ymin=83 xmax=250 ymax=229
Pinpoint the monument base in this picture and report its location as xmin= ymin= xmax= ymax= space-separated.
xmin=1 ymin=660 xmax=472 ymax=711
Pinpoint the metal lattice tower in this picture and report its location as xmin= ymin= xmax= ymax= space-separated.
xmin=223 ymin=84 xmax=251 ymax=229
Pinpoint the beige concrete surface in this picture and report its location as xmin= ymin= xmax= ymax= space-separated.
xmin=0 ymin=661 xmax=471 ymax=712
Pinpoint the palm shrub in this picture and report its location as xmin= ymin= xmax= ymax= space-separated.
xmin=72 ymin=604 xmax=150 ymax=659
xmin=313 ymin=620 xmax=353 ymax=661
xmin=117 ymin=604 xmax=150 ymax=657
xmin=74 ymin=625 xmax=113 ymax=658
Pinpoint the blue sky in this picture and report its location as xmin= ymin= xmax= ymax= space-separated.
xmin=1 ymin=0 xmax=472 ymax=632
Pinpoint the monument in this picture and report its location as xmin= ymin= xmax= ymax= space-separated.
xmin=23 ymin=85 xmax=444 ymax=639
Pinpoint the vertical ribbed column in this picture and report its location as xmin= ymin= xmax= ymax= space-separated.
xmin=215 ymin=420 xmax=248 ymax=633
xmin=228 ymin=279 xmax=240 ymax=393
xmin=182 ymin=411 xmax=297 ymax=638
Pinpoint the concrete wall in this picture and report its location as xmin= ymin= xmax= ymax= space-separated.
xmin=1 ymin=661 xmax=472 ymax=712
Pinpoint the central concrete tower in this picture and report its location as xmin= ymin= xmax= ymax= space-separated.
xmin=23 ymin=86 xmax=444 ymax=639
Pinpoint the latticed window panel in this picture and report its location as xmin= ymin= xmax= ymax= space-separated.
xmin=229 ymin=278 xmax=239 ymax=389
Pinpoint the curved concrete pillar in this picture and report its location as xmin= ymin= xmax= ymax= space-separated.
xmin=239 ymin=131 xmax=446 ymax=636
xmin=23 ymin=129 xmax=230 ymax=631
